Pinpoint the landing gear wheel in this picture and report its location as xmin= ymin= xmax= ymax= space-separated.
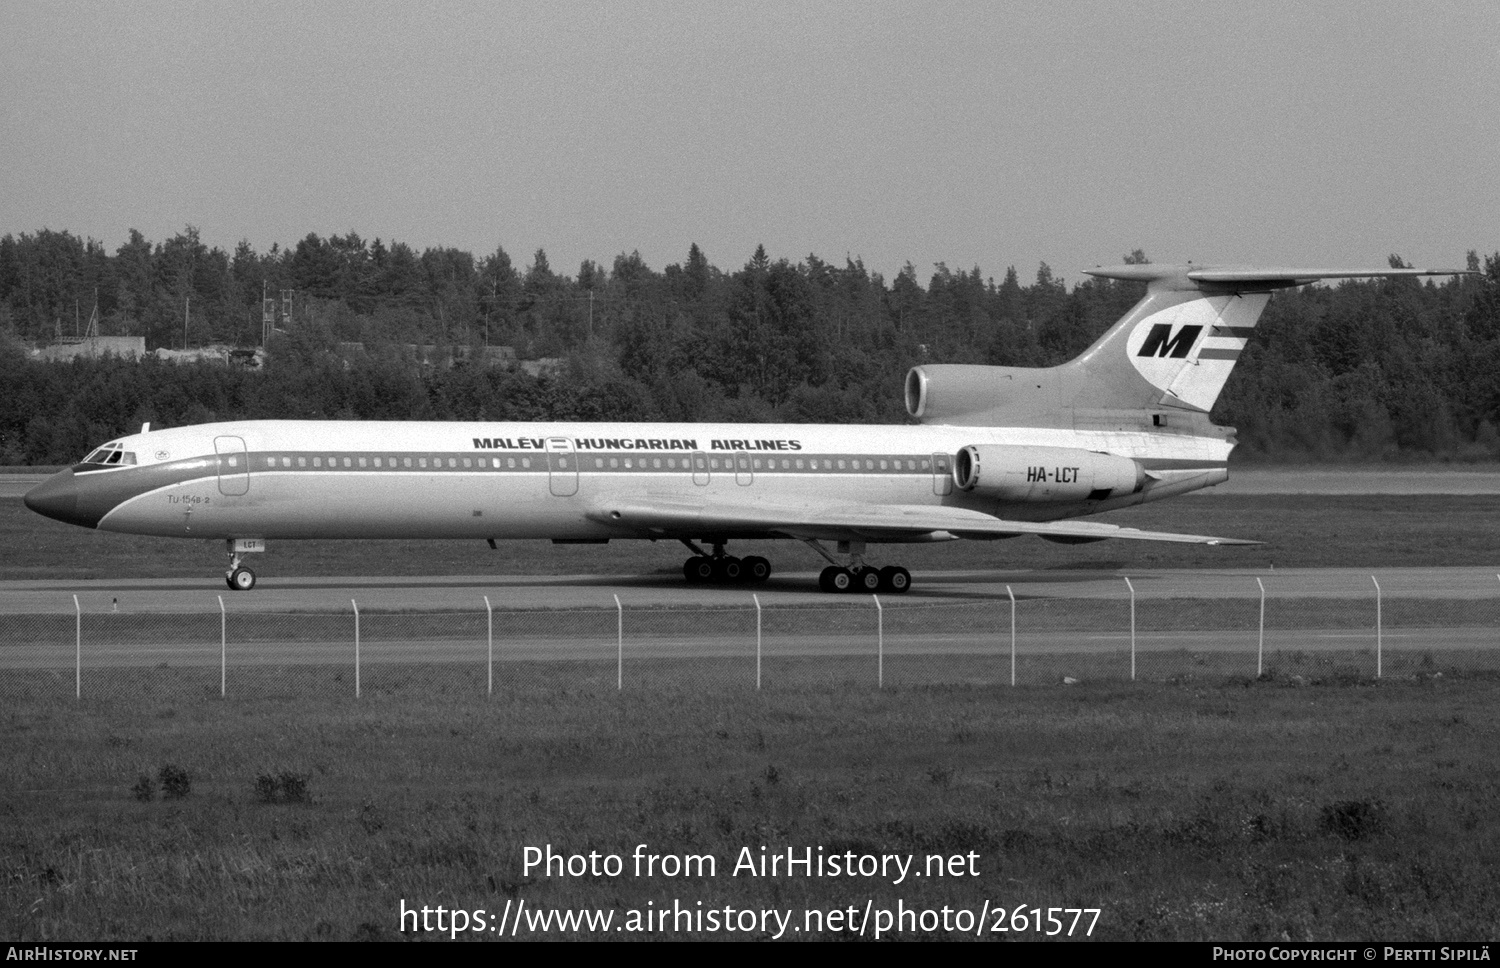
xmin=713 ymin=556 xmax=743 ymax=583
xmin=819 ymin=566 xmax=853 ymax=593
xmin=878 ymin=565 xmax=912 ymax=594
xmin=228 ymin=566 xmax=257 ymax=591
xmin=855 ymin=567 xmax=881 ymax=593
xmin=684 ymin=556 xmax=714 ymax=583
xmin=742 ymin=556 xmax=771 ymax=583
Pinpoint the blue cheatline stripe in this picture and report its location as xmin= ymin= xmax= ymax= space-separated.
xmin=247 ymin=451 xmax=949 ymax=476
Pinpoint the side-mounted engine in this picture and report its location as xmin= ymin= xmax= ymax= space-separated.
xmin=953 ymin=445 xmax=1144 ymax=503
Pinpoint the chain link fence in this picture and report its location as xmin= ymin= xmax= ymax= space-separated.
xmin=4 ymin=572 xmax=1500 ymax=701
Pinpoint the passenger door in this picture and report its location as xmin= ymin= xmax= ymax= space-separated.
xmin=547 ymin=437 xmax=578 ymax=496
xmin=215 ymin=436 xmax=249 ymax=496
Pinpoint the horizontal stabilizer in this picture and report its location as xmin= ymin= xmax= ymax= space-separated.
xmin=1086 ymin=264 xmax=1473 ymax=291
xmin=588 ymin=497 xmax=1258 ymax=546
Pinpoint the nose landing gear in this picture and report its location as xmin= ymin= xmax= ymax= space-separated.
xmin=227 ymin=565 xmax=256 ymax=591
xmin=224 ymin=538 xmax=264 ymax=591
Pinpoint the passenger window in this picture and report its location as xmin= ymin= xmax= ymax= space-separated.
xmin=522 ymin=458 xmax=531 ymax=468
xmin=609 ymin=458 xmax=618 ymax=469
xmin=463 ymin=458 xmax=472 ymax=468
xmin=358 ymin=458 xmax=367 ymax=468
xmin=313 ymin=457 xmax=321 ymax=467
xmin=297 ymin=457 xmax=306 ymax=468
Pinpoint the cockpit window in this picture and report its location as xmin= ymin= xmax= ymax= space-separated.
xmin=80 ymin=443 xmax=137 ymax=466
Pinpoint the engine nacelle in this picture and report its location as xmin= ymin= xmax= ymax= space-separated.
xmin=952 ymin=445 xmax=1144 ymax=502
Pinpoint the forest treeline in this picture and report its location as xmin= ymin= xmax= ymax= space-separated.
xmin=1 ymin=227 xmax=1497 ymax=465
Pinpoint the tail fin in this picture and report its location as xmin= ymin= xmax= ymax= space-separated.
xmin=907 ymin=264 xmax=1469 ymax=427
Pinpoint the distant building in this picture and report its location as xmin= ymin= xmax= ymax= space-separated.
xmin=520 ymin=357 xmax=565 ymax=377
xmin=35 ymin=336 xmax=146 ymax=362
xmin=154 ymin=347 xmax=228 ymax=364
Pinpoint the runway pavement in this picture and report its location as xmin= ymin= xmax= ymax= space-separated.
xmin=5 ymin=566 xmax=1496 ymax=679
xmin=1206 ymin=467 xmax=1500 ymax=495
xmin=0 ymin=475 xmax=46 ymax=499
xmin=2 ymin=565 xmax=1499 ymax=614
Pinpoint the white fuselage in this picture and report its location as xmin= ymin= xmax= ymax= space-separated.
xmin=89 ymin=419 xmax=1230 ymax=541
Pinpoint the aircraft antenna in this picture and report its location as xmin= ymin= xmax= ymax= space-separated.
xmin=261 ymin=281 xmax=275 ymax=347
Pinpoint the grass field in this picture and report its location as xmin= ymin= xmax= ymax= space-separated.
xmin=5 ymin=493 xmax=1500 ymax=580
xmin=5 ymin=671 xmax=1499 ymax=941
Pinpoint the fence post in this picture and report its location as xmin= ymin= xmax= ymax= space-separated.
xmin=1255 ymin=578 xmax=1265 ymax=679
xmin=73 ymin=594 xmax=81 ymax=700
xmin=874 ymin=595 xmax=884 ymax=689
xmin=752 ymin=593 xmax=762 ymax=690
xmin=484 ymin=595 xmax=494 ymax=697
xmin=1007 ymin=585 xmax=1016 ymax=687
xmin=352 ymin=598 xmax=360 ymax=698
xmin=218 ymin=595 xmax=226 ymax=698
xmin=1371 ymin=575 xmax=1382 ymax=678
xmin=614 ymin=594 xmax=623 ymax=691
xmin=1124 ymin=577 xmax=1136 ymax=681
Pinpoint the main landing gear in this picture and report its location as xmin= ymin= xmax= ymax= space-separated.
xmin=803 ymin=538 xmax=911 ymax=595
xmin=680 ymin=540 xmax=771 ymax=585
xmin=676 ymin=538 xmax=913 ymax=594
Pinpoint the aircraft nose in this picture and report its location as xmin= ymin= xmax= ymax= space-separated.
xmin=24 ymin=469 xmax=100 ymax=528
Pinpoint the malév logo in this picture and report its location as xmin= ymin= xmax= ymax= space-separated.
xmin=1136 ymin=324 xmax=1202 ymax=359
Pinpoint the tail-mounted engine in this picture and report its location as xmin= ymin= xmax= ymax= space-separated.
xmin=953 ymin=445 xmax=1144 ymax=502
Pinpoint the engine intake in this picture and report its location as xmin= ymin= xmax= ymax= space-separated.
xmin=953 ymin=445 xmax=1144 ymax=502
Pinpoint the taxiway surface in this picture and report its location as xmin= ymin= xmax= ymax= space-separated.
xmin=2 ymin=566 xmax=1498 ymax=614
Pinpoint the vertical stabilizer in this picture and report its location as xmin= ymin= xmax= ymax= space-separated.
xmin=907 ymin=264 xmax=1470 ymax=426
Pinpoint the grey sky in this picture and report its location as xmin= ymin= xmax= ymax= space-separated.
xmin=2 ymin=1 xmax=1495 ymax=283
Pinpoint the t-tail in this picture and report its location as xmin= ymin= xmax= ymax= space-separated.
xmin=905 ymin=263 xmax=1469 ymax=428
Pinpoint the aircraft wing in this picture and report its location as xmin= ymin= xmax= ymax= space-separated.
xmin=585 ymin=496 xmax=1259 ymax=546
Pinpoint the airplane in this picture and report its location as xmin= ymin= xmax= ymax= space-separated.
xmin=23 ymin=263 xmax=1467 ymax=593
